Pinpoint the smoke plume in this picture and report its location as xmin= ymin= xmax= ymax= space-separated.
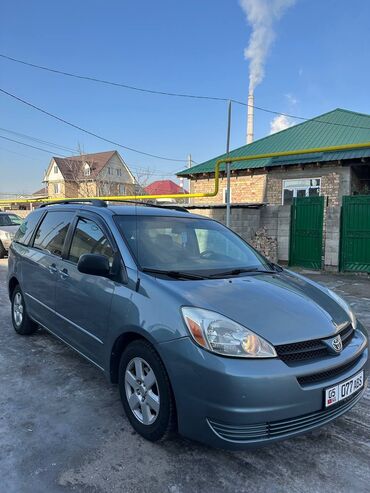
xmin=239 ymin=0 xmax=296 ymax=92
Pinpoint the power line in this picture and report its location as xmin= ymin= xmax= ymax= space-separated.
xmin=2 ymin=53 xmax=370 ymax=131
xmin=0 ymin=134 xmax=67 ymax=156
xmin=0 ymin=127 xmax=78 ymax=153
xmin=0 ymin=87 xmax=187 ymax=162
xmin=0 ymin=53 xmax=229 ymax=102
xmin=0 ymin=132 xmax=181 ymax=178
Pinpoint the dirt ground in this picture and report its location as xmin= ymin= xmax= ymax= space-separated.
xmin=0 ymin=258 xmax=369 ymax=493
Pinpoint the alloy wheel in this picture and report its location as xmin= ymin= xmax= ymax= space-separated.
xmin=124 ymin=357 xmax=160 ymax=425
xmin=13 ymin=292 xmax=24 ymax=327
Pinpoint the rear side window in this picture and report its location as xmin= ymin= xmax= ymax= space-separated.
xmin=33 ymin=211 xmax=74 ymax=256
xmin=68 ymin=218 xmax=114 ymax=265
xmin=13 ymin=210 xmax=44 ymax=246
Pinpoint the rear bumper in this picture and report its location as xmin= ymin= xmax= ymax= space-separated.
xmin=158 ymin=326 xmax=368 ymax=449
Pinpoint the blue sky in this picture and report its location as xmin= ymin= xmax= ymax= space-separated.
xmin=1 ymin=0 xmax=370 ymax=194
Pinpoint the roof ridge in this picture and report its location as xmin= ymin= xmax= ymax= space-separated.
xmin=331 ymin=107 xmax=370 ymax=118
xmin=53 ymin=150 xmax=116 ymax=161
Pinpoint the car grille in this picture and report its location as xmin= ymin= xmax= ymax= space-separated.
xmin=207 ymin=386 xmax=365 ymax=443
xmin=275 ymin=323 xmax=354 ymax=363
xmin=297 ymin=355 xmax=362 ymax=386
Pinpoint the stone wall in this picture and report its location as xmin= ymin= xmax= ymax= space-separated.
xmin=324 ymin=207 xmax=341 ymax=269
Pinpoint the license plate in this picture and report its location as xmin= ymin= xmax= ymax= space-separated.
xmin=325 ymin=370 xmax=364 ymax=407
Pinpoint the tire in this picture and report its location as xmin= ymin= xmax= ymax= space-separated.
xmin=0 ymin=241 xmax=6 ymax=259
xmin=11 ymin=285 xmax=38 ymax=335
xmin=118 ymin=340 xmax=176 ymax=442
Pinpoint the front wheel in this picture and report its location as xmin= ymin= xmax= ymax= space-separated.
xmin=118 ymin=340 xmax=176 ymax=442
xmin=11 ymin=285 xmax=38 ymax=335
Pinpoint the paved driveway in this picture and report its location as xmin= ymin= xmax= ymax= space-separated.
xmin=0 ymin=258 xmax=369 ymax=493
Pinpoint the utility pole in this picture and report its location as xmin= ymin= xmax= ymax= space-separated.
xmin=226 ymin=100 xmax=232 ymax=228
xmin=187 ymin=153 xmax=192 ymax=204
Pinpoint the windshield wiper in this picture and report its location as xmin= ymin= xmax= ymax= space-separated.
xmin=142 ymin=268 xmax=208 ymax=280
xmin=208 ymin=267 xmax=276 ymax=278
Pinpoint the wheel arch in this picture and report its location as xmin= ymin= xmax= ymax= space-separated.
xmin=110 ymin=330 xmax=152 ymax=384
xmin=8 ymin=276 xmax=19 ymax=300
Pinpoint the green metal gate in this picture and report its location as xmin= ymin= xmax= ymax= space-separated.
xmin=340 ymin=195 xmax=370 ymax=272
xmin=289 ymin=196 xmax=324 ymax=270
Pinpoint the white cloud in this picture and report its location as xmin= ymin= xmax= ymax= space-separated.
xmin=285 ymin=93 xmax=298 ymax=105
xmin=270 ymin=114 xmax=295 ymax=134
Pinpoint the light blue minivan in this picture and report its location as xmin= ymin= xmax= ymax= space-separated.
xmin=7 ymin=200 xmax=368 ymax=448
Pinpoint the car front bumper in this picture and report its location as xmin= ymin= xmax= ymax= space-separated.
xmin=158 ymin=324 xmax=368 ymax=449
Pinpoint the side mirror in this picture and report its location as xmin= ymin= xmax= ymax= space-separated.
xmin=77 ymin=253 xmax=111 ymax=277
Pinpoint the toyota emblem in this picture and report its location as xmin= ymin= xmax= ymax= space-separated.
xmin=331 ymin=335 xmax=343 ymax=353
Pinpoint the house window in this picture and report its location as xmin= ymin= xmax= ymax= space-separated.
xmin=54 ymin=165 xmax=58 ymax=174
xmin=282 ymin=178 xmax=321 ymax=205
xmin=119 ymin=184 xmax=125 ymax=195
xmin=223 ymin=187 xmax=232 ymax=204
xmin=107 ymin=167 xmax=112 ymax=175
xmin=53 ymin=183 xmax=61 ymax=194
xmin=116 ymin=169 xmax=122 ymax=177
xmin=83 ymin=164 xmax=91 ymax=176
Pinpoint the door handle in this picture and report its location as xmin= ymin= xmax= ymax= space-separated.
xmin=59 ymin=268 xmax=70 ymax=280
xmin=48 ymin=263 xmax=58 ymax=274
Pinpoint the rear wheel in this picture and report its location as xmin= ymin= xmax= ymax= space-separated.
xmin=11 ymin=285 xmax=38 ymax=335
xmin=118 ymin=340 xmax=176 ymax=442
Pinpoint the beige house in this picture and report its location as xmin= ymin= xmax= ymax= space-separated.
xmin=44 ymin=150 xmax=136 ymax=199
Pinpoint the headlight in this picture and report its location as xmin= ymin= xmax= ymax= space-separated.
xmin=181 ymin=307 xmax=277 ymax=358
xmin=326 ymin=288 xmax=357 ymax=330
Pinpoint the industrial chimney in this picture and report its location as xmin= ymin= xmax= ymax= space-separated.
xmin=246 ymin=92 xmax=254 ymax=144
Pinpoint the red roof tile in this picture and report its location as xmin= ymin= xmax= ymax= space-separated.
xmin=144 ymin=180 xmax=187 ymax=195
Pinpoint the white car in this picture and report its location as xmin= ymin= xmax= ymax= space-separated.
xmin=0 ymin=212 xmax=22 ymax=258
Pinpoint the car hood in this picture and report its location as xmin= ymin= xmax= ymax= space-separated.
xmin=157 ymin=270 xmax=351 ymax=345
xmin=0 ymin=225 xmax=18 ymax=234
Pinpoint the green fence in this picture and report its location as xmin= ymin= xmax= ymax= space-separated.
xmin=340 ymin=195 xmax=370 ymax=272
xmin=289 ymin=196 xmax=324 ymax=270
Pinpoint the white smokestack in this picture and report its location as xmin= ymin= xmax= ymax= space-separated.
xmin=239 ymin=0 xmax=296 ymax=142
xmin=247 ymin=92 xmax=254 ymax=144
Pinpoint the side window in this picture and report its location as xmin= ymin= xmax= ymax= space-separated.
xmin=69 ymin=218 xmax=114 ymax=265
xmin=33 ymin=211 xmax=74 ymax=256
xmin=14 ymin=210 xmax=44 ymax=246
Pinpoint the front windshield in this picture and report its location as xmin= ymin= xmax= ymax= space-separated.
xmin=115 ymin=215 xmax=270 ymax=275
xmin=0 ymin=214 xmax=22 ymax=227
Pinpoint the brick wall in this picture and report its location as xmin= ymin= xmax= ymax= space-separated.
xmin=266 ymin=164 xmax=351 ymax=207
xmin=188 ymin=164 xmax=351 ymax=207
xmin=189 ymin=171 xmax=266 ymax=205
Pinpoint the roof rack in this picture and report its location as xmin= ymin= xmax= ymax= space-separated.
xmin=105 ymin=199 xmax=189 ymax=213
xmin=38 ymin=198 xmax=189 ymax=213
xmin=39 ymin=199 xmax=107 ymax=208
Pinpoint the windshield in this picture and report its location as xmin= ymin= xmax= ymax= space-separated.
xmin=0 ymin=214 xmax=22 ymax=227
xmin=114 ymin=215 xmax=270 ymax=275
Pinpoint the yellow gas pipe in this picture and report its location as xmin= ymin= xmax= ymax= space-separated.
xmin=1 ymin=142 xmax=370 ymax=206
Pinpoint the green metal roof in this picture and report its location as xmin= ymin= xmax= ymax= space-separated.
xmin=177 ymin=108 xmax=370 ymax=176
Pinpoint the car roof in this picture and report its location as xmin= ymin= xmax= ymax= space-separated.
xmin=37 ymin=203 xmax=206 ymax=220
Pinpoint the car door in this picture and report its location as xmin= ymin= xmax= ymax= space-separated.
xmin=21 ymin=210 xmax=75 ymax=329
xmin=54 ymin=212 xmax=117 ymax=367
